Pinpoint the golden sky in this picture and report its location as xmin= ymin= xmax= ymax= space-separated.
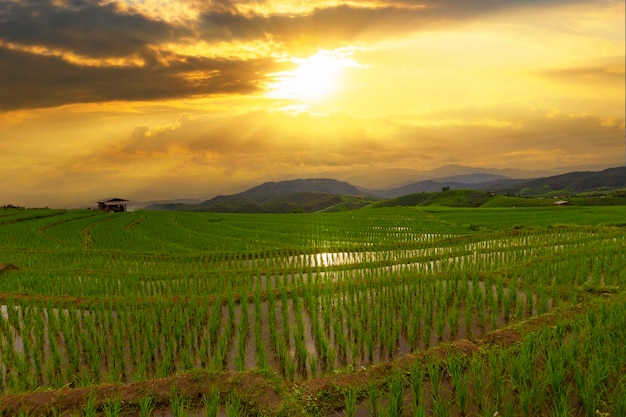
xmin=0 ymin=0 xmax=624 ymax=207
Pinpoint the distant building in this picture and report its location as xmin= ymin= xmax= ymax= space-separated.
xmin=97 ymin=198 xmax=128 ymax=212
xmin=553 ymin=200 xmax=573 ymax=206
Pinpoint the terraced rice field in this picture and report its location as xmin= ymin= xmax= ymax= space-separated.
xmin=0 ymin=206 xmax=625 ymax=416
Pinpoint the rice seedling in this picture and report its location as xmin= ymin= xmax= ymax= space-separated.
xmin=546 ymin=348 xmax=571 ymax=404
xmin=608 ymin=374 xmax=626 ymax=417
xmin=468 ymin=354 xmax=488 ymax=413
xmin=225 ymin=392 xmax=242 ymax=417
xmin=343 ymin=387 xmax=358 ymax=417
xmin=367 ymin=381 xmax=381 ymax=417
xmin=102 ymin=397 xmax=122 ymax=417
xmin=170 ymin=387 xmax=190 ymax=417
xmin=203 ymin=387 xmax=220 ymax=417
xmin=82 ymin=391 xmax=98 ymax=417
xmin=409 ymin=362 xmax=424 ymax=412
xmin=412 ymin=401 xmax=427 ymax=417
xmin=447 ymin=354 xmax=468 ymax=416
xmin=432 ymin=397 xmax=453 ymax=417
xmin=486 ymin=351 xmax=506 ymax=410
xmin=427 ymin=361 xmax=441 ymax=404
xmin=138 ymin=395 xmax=156 ymax=417
xmin=383 ymin=371 xmax=405 ymax=417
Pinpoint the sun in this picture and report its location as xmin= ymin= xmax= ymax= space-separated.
xmin=267 ymin=50 xmax=359 ymax=103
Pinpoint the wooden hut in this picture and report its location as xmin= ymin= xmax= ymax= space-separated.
xmin=553 ymin=200 xmax=573 ymax=206
xmin=97 ymin=198 xmax=128 ymax=212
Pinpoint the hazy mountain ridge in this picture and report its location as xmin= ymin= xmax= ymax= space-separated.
xmin=205 ymin=178 xmax=364 ymax=204
xmin=376 ymin=166 xmax=625 ymax=198
xmin=145 ymin=166 xmax=625 ymax=212
xmin=345 ymin=164 xmax=555 ymax=189
xmin=378 ymin=178 xmax=513 ymax=198
xmin=498 ymin=167 xmax=626 ymax=195
xmin=346 ymin=163 xmax=619 ymax=190
xmin=147 ymin=179 xmax=371 ymax=213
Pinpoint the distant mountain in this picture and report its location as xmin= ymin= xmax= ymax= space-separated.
xmin=497 ymin=166 xmax=626 ymax=196
xmin=379 ymin=175 xmax=511 ymax=198
xmin=219 ymin=178 xmax=365 ymax=203
xmin=421 ymin=165 xmax=553 ymax=181
xmin=548 ymin=163 xmax=623 ymax=174
xmin=377 ymin=167 xmax=625 ymax=198
xmin=433 ymin=173 xmax=509 ymax=184
xmin=379 ymin=180 xmax=454 ymax=198
xmin=346 ymin=164 xmax=554 ymax=189
xmin=369 ymin=167 xmax=626 ymax=209
xmin=147 ymin=179 xmax=372 ymax=213
xmin=145 ymin=166 xmax=625 ymax=212
xmin=194 ymin=192 xmax=339 ymax=213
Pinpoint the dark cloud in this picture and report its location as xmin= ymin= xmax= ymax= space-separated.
xmin=389 ymin=0 xmax=587 ymax=14
xmin=193 ymin=6 xmax=453 ymax=47
xmin=0 ymin=0 xmax=590 ymax=57
xmin=195 ymin=0 xmax=592 ymax=46
xmin=0 ymin=46 xmax=281 ymax=111
xmin=0 ymin=0 xmax=185 ymax=58
xmin=0 ymin=0 xmax=600 ymax=110
xmin=196 ymin=6 xmax=380 ymax=43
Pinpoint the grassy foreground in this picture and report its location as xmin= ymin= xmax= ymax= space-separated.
xmin=0 ymin=206 xmax=625 ymax=416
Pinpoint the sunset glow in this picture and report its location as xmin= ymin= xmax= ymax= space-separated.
xmin=0 ymin=0 xmax=623 ymax=207
xmin=268 ymin=51 xmax=361 ymax=103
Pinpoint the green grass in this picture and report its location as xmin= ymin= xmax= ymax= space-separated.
xmin=427 ymin=205 xmax=626 ymax=229
xmin=369 ymin=190 xmax=493 ymax=208
xmin=479 ymin=195 xmax=555 ymax=208
xmin=371 ymin=189 xmax=626 ymax=209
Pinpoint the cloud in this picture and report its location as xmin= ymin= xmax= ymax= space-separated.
xmin=194 ymin=0 xmax=594 ymax=48
xmin=74 ymin=105 xmax=625 ymax=174
xmin=0 ymin=0 xmax=604 ymax=111
xmin=105 ymin=111 xmax=380 ymax=160
xmin=0 ymin=0 xmax=184 ymax=58
xmin=397 ymin=106 xmax=625 ymax=168
xmin=0 ymin=46 xmax=283 ymax=111
xmin=538 ymin=56 xmax=625 ymax=85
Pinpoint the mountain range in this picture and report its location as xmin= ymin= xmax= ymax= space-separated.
xmin=144 ymin=166 xmax=626 ymax=212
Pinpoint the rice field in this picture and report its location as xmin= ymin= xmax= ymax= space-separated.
xmin=0 ymin=206 xmax=625 ymax=416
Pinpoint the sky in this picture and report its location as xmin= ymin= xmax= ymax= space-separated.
xmin=0 ymin=0 xmax=624 ymax=208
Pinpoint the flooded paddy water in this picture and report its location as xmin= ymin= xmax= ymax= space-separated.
xmin=1 ymin=267 xmax=554 ymax=388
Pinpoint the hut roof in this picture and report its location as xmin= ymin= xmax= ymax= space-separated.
xmin=98 ymin=198 xmax=129 ymax=204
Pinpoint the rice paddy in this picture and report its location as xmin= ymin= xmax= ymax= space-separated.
xmin=0 ymin=206 xmax=624 ymax=416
